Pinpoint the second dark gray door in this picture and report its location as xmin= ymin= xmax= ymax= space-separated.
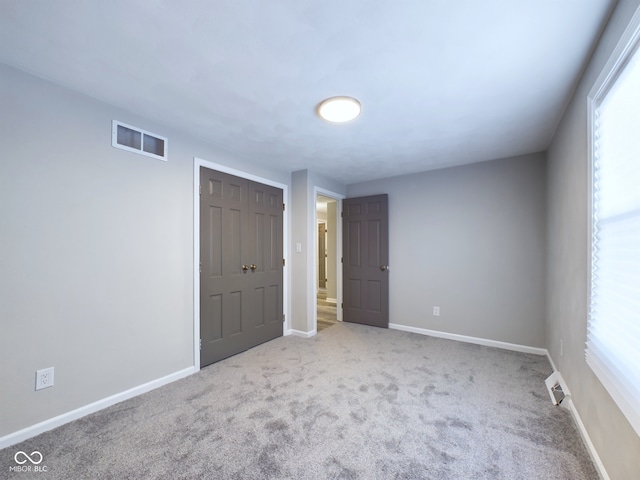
xmin=200 ymin=167 xmax=283 ymax=367
xmin=342 ymin=194 xmax=389 ymax=328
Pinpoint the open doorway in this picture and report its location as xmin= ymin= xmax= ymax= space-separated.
xmin=316 ymin=194 xmax=338 ymax=331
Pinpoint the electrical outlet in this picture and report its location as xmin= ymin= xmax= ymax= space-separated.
xmin=35 ymin=367 xmax=55 ymax=391
xmin=433 ymin=306 xmax=440 ymax=316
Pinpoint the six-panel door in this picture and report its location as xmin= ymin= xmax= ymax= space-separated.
xmin=342 ymin=194 xmax=389 ymax=328
xmin=200 ymin=167 xmax=283 ymax=367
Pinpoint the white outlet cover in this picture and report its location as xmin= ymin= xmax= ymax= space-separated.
xmin=35 ymin=367 xmax=55 ymax=391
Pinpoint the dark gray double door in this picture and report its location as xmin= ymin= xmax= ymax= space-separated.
xmin=200 ymin=167 xmax=283 ymax=367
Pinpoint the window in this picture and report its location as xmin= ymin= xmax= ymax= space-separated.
xmin=587 ymin=7 xmax=640 ymax=437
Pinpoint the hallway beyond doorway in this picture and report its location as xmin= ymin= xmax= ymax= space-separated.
xmin=317 ymin=289 xmax=337 ymax=332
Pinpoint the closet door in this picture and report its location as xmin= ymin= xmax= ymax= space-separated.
xmin=245 ymin=181 xmax=283 ymax=347
xmin=200 ymin=167 xmax=283 ymax=367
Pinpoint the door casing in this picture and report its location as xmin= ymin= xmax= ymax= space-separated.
xmin=313 ymin=187 xmax=345 ymax=333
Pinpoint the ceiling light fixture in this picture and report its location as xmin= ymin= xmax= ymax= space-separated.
xmin=317 ymin=96 xmax=361 ymax=123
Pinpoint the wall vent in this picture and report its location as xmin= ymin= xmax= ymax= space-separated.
xmin=545 ymin=371 xmax=571 ymax=408
xmin=112 ymin=120 xmax=167 ymax=161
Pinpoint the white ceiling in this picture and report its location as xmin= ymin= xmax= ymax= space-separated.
xmin=0 ymin=0 xmax=614 ymax=184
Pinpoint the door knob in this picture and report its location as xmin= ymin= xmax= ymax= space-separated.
xmin=380 ymin=265 xmax=389 ymax=271
xmin=250 ymin=264 xmax=257 ymax=271
xmin=242 ymin=264 xmax=249 ymax=272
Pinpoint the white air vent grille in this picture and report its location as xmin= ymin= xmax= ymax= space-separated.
xmin=112 ymin=120 xmax=167 ymax=161
xmin=545 ymin=371 xmax=571 ymax=408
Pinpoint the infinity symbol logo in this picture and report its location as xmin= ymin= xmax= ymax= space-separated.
xmin=14 ymin=451 xmax=43 ymax=465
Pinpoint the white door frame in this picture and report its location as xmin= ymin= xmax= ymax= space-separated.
xmin=193 ymin=157 xmax=290 ymax=371
xmin=313 ymin=187 xmax=345 ymax=333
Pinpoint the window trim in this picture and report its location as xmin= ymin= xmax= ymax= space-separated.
xmin=586 ymin=5 xmax=640 ymax=438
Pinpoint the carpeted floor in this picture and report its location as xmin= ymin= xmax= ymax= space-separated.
xmin=0 ymin=323 xmax=598 ymax=479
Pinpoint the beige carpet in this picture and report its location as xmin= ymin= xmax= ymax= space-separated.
xmin=0 ymin=323 xmax=598 ymax=479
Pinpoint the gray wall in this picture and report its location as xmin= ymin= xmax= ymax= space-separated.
xmin=546 ymin=0 xmax=640 ymax=478
xmin=0 ymin=63 xmax=289 ymax=437
xmin=348 ymin=153 xmax=547 ymax=348
xmin=290 ymin=170 xmax=311 ymax=333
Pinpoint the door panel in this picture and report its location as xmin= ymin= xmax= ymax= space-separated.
xmin=367 ymin=280 xmax=382 ymax=312
xmin=269 ymin=216 xmax=279 ymax=270
xmin=343 ymin=194 xmax=389 ymax=328
xmin=202 ymin=293 xmax=222 ymax=342
xmin=228 ymin=290 xmax=243 ymax=336
xmin=229 ymin=208 xmax=243 ymax=275
xmin=347 ymin=222 xmax=361 ymax=267
xmin=266 ymin=285 xmax=279 ymax=324
xmin=254 ymin=287 xmax=265 ymax=327
xmin=206 ymin=206 xmax=223 ymax=276
xmin=246 ymin=179 xmax=283 ymax=342
xmin=367 ymin=220 xmax=381 ymax=266
xmin=348 ymin=279 xmax=362 ymax=308
xmin=200 ymin=167 xmax=283 ymax=367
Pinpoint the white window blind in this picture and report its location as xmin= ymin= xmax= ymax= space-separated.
xmin=587 ymin=8 xmax=640 ymax=438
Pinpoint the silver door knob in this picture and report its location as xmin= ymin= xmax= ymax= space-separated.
xmin=242 ymin=264 xmax=249 ymax=272
xmin=380 ymin=265 xmax=389 ymax=271
xmin=250 ymin=264 xmax=257 ymax=271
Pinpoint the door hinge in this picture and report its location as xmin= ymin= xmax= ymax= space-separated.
xmin=199 ymin=184 xmax=202 ymax=196
xmin=282 ymin=258 xmax=285 ymax=266
xmin=341 ymin=211 xmax=343 ymax=218
xmin=341 ymin=257 xmax=343 ymax=263
xmin=199 ymin=261 xmax=201 ymax=273
xmin=341 ymin=303 xmax=344 ymax=309
xmin=199 ymin=339 xmax=202 ymax=350
xmin=282 ymin=314 xmax=285 ymax=323
xmin=283 ymin=203 xmax=285 ymax=211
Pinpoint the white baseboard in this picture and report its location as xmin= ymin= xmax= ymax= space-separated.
xmin=0 ymin=366 xmax=195 ymax=450
xmin=389 ymin=323 xmax=548 ymax=356
xmin=544 ymin=364 xmax=610 ymax=480
xmin=546 ymin=351 xmax=559 ymax=372
xmin=289 ymin=329 xmax=316 ymax=338
xmin=565 ymin=397 xmax=611 ymax=480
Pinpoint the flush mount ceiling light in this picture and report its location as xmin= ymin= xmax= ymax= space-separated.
xmin=317 ymin=96 xmax=361 ymax=123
